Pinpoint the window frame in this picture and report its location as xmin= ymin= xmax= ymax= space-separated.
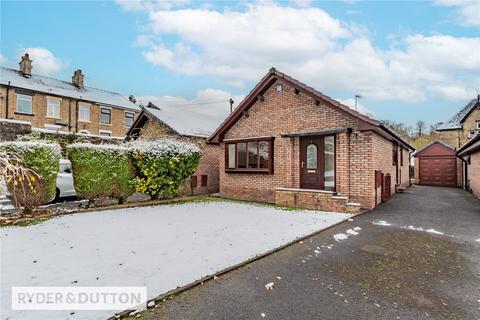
xmin=225 ymin=137 xmax=274 ymax=174
xmin=99 ymin=130 xmax=112 ymax=137
xmin=78 ymin=103 xmax=91 ymax=122
xmin=392 ymin=143 xmax=398 ymax=166
xmin=399 ymin=146 xmax=403 ymax=166
xmin=476 ymin=121 xmax=480 ymax=130
xmin=125 ymin=111 xmax=135 ymax=128
xmin=46 ymin=97 xmax=61 ymax=118
xmin=100 ymin=107 xmax=112 ymax=125
xmin=16 ymin=93 xmax=33 ymax=115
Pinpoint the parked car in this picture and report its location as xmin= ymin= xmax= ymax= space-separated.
xmin=56 ymin=159 xmax=76 ymax=200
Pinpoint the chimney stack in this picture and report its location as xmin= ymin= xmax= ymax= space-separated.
xmin=72 ymin=69 xmax=84 ymax=88
xmin=19 ymin=53 xmax=33 ymax=77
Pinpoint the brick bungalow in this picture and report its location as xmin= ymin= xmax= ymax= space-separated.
xmin=207 ymin=68 xmax=414 ymax=212
xmin=457 ymin=133 xmax=480 ymax=199
xmin=126 ymin=102 xmax=221 ymax=196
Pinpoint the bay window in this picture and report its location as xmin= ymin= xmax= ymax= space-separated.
xmin=225 ymin=138 xmax=274 ymax=173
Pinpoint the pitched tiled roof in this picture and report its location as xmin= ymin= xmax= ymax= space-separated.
xmin=437 ymin=97 xmax=480 ymax=131
xmin=207 ymin=68 xmax=414 ymax=150
xmin=412 ymin=140 xmax=455 ymax=157
xmin=0 ymin=67 xmax=139 ymax=111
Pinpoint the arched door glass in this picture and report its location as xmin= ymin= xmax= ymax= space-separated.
xmin=306 ymin=144 xmax=317 ymax=169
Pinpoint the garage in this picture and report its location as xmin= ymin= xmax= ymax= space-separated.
xmin=413 ymin=140 xmax=458 ymax=187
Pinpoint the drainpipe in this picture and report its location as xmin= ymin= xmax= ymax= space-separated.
xmin=5 ymin=81 xmax=10 ymax=119
xmin=408 ymin=151 xmax=412 ymax=187
xmin=75 ymin=100 xmax=79 ymax=132
xmin=68 ymin=100 xmax=72 ymax=132
xmin=459 ymin=156 xmax=468 ymax=191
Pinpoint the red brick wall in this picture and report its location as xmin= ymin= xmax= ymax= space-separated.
xmin=467 ymin=152 xmax=480 ymax=198
xmin=371 ymin=134 xmax=410 ymax=207
xmin=218 ymin=79 xmax=406 ymax=209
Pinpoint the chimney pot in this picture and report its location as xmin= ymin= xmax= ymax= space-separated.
xmin=19 ymin=53 xmax=33 ymax=77
xmin=72 ymin=69 xmax=84 ymax=89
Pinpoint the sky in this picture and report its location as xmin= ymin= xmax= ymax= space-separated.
xmin=1 ymin=0 xmax=479 ymax=127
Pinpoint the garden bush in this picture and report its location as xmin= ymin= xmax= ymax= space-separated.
xmin=0 ymin=141 xmax=61 ymax=210
xmin=129 ymin=139 xmax=202 ymax=199
xmin=67 ymin=143 xmax=135 ymax=202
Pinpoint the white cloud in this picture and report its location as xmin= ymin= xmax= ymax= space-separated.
xmin=435 ymin=0 xmax=480 ymax=27
xmin=17 ymin=48 xmax=63 ymax=75
xmin=115 ymin=0 xmax=189 ymax=11
xmin=0 ymin=53 xmax=7 ymax=65
xmin=129 ymin=2 xmax=479 ymax=103
xmin=137 ymin=88 xmax=245 ymax=135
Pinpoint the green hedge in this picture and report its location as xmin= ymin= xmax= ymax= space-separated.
xmin=67 ymin=143 xmax=135 ymax=202
xmin=0 ymin=141 xmax=61 ymax=209
xmin=129 ymin=139 xmax=202 ymax=199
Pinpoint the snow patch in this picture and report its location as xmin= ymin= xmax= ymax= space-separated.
xmin=426 ymin=228 xmax=444 ymax=235
xmin=346 ymin=229 xmax=359 ymax=236
xmin=476 ymin=239 xmax=480 ymax=243
xmin=334 ymin=233 xmax=348 ymax=241
xmin=353 ymin=227 xmax=362 ymax=231
xmin=373 ymin=220 xmax=391 ymax=226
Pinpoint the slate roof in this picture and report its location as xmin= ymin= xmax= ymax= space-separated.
xmin=0 ymin=67 xmax=139 ymax=111
xmin=437 ymin=97 xmax=480 ymax=131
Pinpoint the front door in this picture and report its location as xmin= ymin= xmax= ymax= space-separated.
xmin=300 ymin=136 xmax=324 ymax=189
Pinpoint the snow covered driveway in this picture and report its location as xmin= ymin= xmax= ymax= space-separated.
xmin=1 ymin=200 xmax=349 ymax=320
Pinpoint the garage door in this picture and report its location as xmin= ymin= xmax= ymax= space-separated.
xmin=419 ymin=157 xmax=456 ymax=186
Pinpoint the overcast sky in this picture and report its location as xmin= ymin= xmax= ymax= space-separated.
xmin=1 ymin=0 xmax=479 ymax=126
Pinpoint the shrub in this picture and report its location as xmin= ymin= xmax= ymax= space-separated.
xmin=0 ymin=141 xmax=61 ymax=210
xmin=129 ymin=139 xmax=202 ymax=199
xmin=67 ymin=143 xmax=135 ymax=202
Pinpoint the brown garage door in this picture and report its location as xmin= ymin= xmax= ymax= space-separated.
xmin=419 ymin=157 xmax=456 ymax=186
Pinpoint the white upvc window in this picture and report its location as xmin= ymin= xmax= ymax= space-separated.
xmin=47 ymin=98 xmax=61 ymax=118
xmin=125 ymin=112 xmax=134 ymax=127
xmin=78 ymin=103 xmax=90 ymax=122
xmin=16 ymin=93 xmax=33 ymax=114
xmin=476 ymin=121 xmax=480 ymax=130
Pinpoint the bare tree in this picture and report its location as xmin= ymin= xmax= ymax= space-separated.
xmin=415 ymin=120 xmax=427 ymax=138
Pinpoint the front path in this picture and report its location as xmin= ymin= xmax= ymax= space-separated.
xmin=132 ymin=186 xmax=480 ymax=320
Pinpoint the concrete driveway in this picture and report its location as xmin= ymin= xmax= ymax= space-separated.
xmin=130 ymin=186 xmax=480 ymax=320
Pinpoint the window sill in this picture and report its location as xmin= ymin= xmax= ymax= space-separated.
xmin=225 ymin=169 xmax=272 ymax=174
xmin=100 ymin=123 xmax=112 ymax=126
xmin=78 ymin=120 xmax=91 ymax=123
xmin=14 ymin=112 xmax=34 ymax=116
xmin=45 ymin=116 xmax=62 ymax=120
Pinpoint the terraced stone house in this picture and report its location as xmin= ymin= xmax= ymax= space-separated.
xmin=435 ymin=96 xmax=480 ymax=148
xmin=207 ymin=68 xmax=414 ymax=212
xmin=0 ymin=54 xmax=140 ymax=138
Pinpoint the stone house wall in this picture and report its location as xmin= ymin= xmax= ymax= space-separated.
xmin=0 ymin=85 xmax=139 ymax=137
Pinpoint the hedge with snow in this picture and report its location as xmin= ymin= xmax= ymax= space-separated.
xmin=67 ymin=139 xmax=202 ymax=201
xmin=128 ymin=139 xmax=202 ymax=199
xmin=0 ymin=141 xmax=61 ymax=209
xmin=67 ymin=143 xmax=135 ymax=202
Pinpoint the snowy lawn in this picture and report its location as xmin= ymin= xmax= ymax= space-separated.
xmin=1 ymin=200 xmax=349 ymax=320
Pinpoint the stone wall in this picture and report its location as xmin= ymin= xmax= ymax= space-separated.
xmin=0 ymin=119 xmax=31 ymax=141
